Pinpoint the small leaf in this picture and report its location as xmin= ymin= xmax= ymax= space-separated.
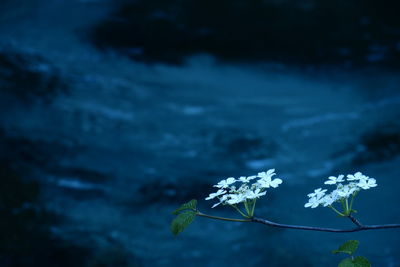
xmin=338 ymin=256 xmax=371 ymax=267
xmin=333 ymin=240 xmax=359 ymax=255
xmin=170 ymin=211 xmax=196 ymax=236
xmin=172 ymin=199 xmax=197 ymax=215
xmin=338 ymin=258 xmax=355 ymax=267
xmin=353 ymin=256 xmax=371 ymax=267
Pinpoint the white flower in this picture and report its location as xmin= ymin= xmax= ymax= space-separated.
xmin=270 ymin=178 xmax=283 ymax=188
xmin=214 ymin=177 xmax=236 ymax=188
xmin=229 ymin=185 xmax=237 ymax=192
xmin=330 ymin=189 xmax=340 ymax=200
xmin=226 ymin=194 xmax=246 ymax=205
xmin=307 ymin=188 xmax=327 ymax=198
xmin=357 ymin=178 xmax=377 ymax=190
xmin=211 ymin=194 xmax=228 ymax=208
xmin=258 ymin=177 xmax=282 ymax=188
xmin=324 ymin=175 xmax=345 ymax=185
xmin=212 ymin=202 xmax=221 ymax=208
xmin=337 ymin=185 xmax=357 ymax=198
xmin=304 ymin=197 xmax=322 ymax=208
xmin=305 ymin=188 xmax=328 ymax=208
xmin=305 ymin=171 xmax=378 ymax=210
xmin=238 ymin=175 xmax=257 ymax=183
xmin=257 ymin=169 xmax=276 ymax=179
xmin=245 ymin=188 xmax=267 ymax=199
xmin=236 ymin=184 xmax=249 ymax=195
xmin=347 ymin=172 xmax=367 ymax=181
xmin=320 ymin=194 xmax=336 ymax=207
xmin=238 ymin=176 xmax=249 ymax=183
xmin=205 ymin=189 xmax=226 ymax=200
xmin=206 ymin=170 xmax=283 ymax=208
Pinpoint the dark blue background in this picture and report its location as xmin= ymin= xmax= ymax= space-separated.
xmin=0 ymin=0 xmax=399 ymax=266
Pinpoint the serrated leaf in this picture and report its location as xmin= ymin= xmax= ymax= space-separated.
xmin=172 ymin=199 xmax=197 ymax=215
xmin=338 ymin=256 xmax=371 ymax=267
xmin=170 ymin=211 xmax=196 ymax=236
xmin=333 ymin=240 xmax=359 ymax=255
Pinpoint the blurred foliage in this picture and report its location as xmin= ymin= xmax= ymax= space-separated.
xmin=92 ymin=0 xmax=400 ymax=66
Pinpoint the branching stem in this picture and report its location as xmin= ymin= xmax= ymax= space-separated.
xmin=229 ymin=204 xmax=248 ymax=218
xmin=329 ymin=205 xmax=345 ymax=216
xmin=250 ymin=199 xmax=257 ymax=217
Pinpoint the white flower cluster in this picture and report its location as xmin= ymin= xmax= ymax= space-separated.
xmin=305 ymin=172 xmax=377 ymax=209
xmin=206 ymin=169 xmax=283 ymax=208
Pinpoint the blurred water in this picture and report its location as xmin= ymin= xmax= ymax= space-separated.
xmin=0 ymin=1 xmax=399 ymax=266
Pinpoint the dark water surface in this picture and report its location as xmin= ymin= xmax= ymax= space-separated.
xmin=0 ymin=1 xmax=400 ymax=266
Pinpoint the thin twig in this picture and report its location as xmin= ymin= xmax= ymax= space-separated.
xmin=195 ymin=212 xmax=400 ymax=233
xmin=348 ymin=214 xmax=363 ymax=227
xmin=196 ymin=212 xmax=252 ymax=222
xmin=251 ymin=217 xmax=400 ymax=233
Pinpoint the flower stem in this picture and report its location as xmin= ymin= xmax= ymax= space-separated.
xmin=250 ymin=199 xmax=257 ymax=217
xmin=329 ymin=205 xmax=345 ymax=216
xmin=244 ymin=201 xmax=251 ymax=216
xmin=230 ymin=204 xmax=249 ymax=218
xmin=340 ymin=199 xmax=346 ymax=212
xmin=345 ymin=198 xmax=349 ymax=214
xmin=349 ymin=193 xmax=356 ymax=211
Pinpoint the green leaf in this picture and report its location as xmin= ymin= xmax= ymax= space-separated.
xmin=333 ymin=240 xmax=359 ymax=255
xmin=338 ymin=258 xmax=355 ymax=267
xmin=338 ymin=256 xmax=371 ymax=267
xmin=353 ymin=256 xmax=371 ymax=267
xmin=172 ymin=199 xmax=197 ymax=215
xmin=170 ymin=211 xmax=196 ymax=236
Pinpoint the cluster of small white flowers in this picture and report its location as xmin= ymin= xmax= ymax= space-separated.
xmin=305 ymin=172 xmax=377 ymax=209
xmin=205 ymin=169 xmax=283 ymax=208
